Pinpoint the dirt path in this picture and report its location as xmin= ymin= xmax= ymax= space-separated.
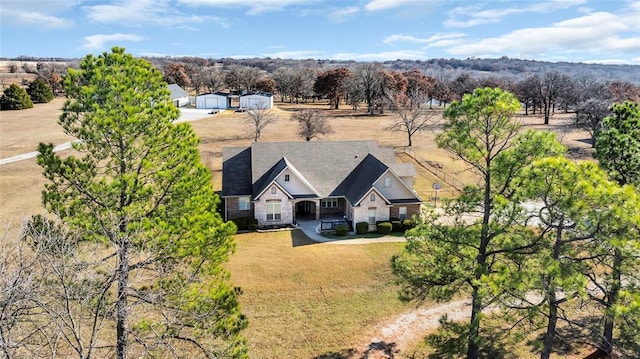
xmin=353 ymin=299 xmax=472 ymax=358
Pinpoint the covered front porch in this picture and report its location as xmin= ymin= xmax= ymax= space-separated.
xmin=293 ymin=197 xmax=350 ymax=223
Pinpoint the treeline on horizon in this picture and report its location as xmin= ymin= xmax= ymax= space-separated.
xmin=4 ymin=55 xmax=640 ymax=84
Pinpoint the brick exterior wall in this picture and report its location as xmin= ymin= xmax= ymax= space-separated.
xmin=389 ymin=204 xmax=421 ymax=220
xmin=226 ymin=197 xmax=254 ymax=220
xmin=254 ymin=186 xmax=293 ymax=227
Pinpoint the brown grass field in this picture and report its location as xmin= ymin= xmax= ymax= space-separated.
xmin=0 ymin=98 xmax=595 ymax=358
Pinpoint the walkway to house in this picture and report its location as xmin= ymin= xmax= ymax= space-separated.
xmin=294 ymin=220 xmax=407 ymax=245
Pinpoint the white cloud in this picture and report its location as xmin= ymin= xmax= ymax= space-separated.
xmin=177 ymin=0 xmax=316 ymax=15
xmin=85 ymin=0 xmax=228 ymax=27
xmin=584 ymin=57 xmax=640 ymax=65
xmin=383 ymin=33 xmax=466 ymax=44
xmin=364 ymin=0 xmax=427 ymax=11
xmin=329 ymin=6 xmax=360 ymax=21
xmin=0 ymin=0 xmax=79 ymax=28
xmin=331 ymin=50 xmax=426 ymax=61
xmin=440 ymin=9 xmax=640 ymax=63
xmin=263 ymin=50 xmax=325 ymax=59
xmin=84 ymin=33 xmax=144 ymax=50
xmin=445 ymin=0 xmax=587 ymax=28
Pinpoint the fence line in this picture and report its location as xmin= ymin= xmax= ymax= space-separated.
xmin=400 ymin=147 xmax=465 ymax=191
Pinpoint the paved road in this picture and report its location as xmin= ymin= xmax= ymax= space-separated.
xmin=0 ymin=109 xmax=215 ymax=166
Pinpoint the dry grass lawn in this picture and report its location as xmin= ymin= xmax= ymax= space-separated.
xmin=225 ymin=230 xmax=413 ymax=358
xmin=0 ymin=97 xmax=595 ymax=358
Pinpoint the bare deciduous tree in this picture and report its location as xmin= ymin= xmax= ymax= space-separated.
xmin=245 ymin=104 xmax=277 ymax=142
xmin=388 ymin=98 xmax=437 ymax=146
xmin=291 ymin=109 xmax=333 ymax=141
xmin=539 ymin=71 xmax=572 ymax=124
xmin=203 ymin=67 xmax=226 ymax=94
xmin=0 ymin=221 xmax=46 ymax=359
xmin=225 ymin=65 xmax=262 ymax=93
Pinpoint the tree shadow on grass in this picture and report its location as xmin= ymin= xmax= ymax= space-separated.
xmin=424 ymin=316 xmax=516 ymax=359
xmin=525 ymin=314 xmax=602 ymax=357
xmin=525 ymin=313 xmax=640 ymax=359
xmin=312 ymin=349 xmax=357 ymax=359
xmin=362 ymin=341 xmax=398 ymax=358
xmin=313 ymin=342 xmax=399 ymax=359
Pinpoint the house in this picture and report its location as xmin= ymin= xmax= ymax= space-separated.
xmin=239 ymin=92 xmax=274 ymax=109
xmin=195 ymin=92 xmax=230 ymax=109
xmin=168 ymin=84 xmax=189 ymax=107
xmin=221 ymin=141 xmax=422 ymax=230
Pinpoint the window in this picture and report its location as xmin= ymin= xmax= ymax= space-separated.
xmin=266 ymin=200 xmax=281 ymax=221
xmin=271 ymin=186 xmax=277 ymax=194
xmin=384 ymin=177 xmax=392 ymax=188
xmin=370 ymin=193 xmax=376 ymax=201
xmin=368 ymin=207 xmax=376 ymax=224
xmin=284 ymin=174 xmax=290 ymax=182
xmin=239 ymin=196 xmax=250 ymax=211
xmin=321 ymin=198 xmax=338 ymax=208
xmin=398 ymin=206 xmax=407 ymax=220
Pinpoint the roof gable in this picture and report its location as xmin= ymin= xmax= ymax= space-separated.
xmin=222 ymin=141 xmax=421 ymax=203
xmin=250 ymin=141 xmax=395 ymax=198
xmin=253 ymin=157 xmax=287 ymax=199
xmin=168 ymin=84 xmax=188 ymax=99
xmin=331 ymin=154 xmax=389 ymax=205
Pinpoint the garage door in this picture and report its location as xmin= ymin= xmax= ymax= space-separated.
xmin=205 ymin=98 xmax=218 ymax=109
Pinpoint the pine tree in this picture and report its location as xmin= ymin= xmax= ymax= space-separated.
xmin=593 ymin=101 xmax=640 ymax=355
xmin=27 ymin=78 xmax=55 ymax=103
xmin=392 ymin=88 xmax=565 ymax=359
xmin=0 ymin=83 xmax=33 ymax=110
xmin=37 ymin=47 xmax=247 ymax=359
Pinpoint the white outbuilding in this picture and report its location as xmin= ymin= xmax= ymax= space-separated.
xmin=196 ymin=92 xmax=230 ymax=109
xmin=168 ymin=84 xmax=189 ymax=107
xmin=239 ymin=92 xmax=274 ymax=110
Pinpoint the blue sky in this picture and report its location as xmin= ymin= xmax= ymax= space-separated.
xmin=1 ymin=0 xmax=639 ymax=64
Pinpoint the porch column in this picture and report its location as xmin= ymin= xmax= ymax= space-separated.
xmin=315 ymin=199 xmax=320 ymax=220
xmin=292 ymin=201 xmax=296 ymax=224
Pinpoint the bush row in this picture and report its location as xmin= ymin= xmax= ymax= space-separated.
xmin=231 ymin=217 xmax=258 ymax=231
xmin=376 ymin=218 xmax=415 ymax=234
xmin=353 ymin=218 xmax=416 ymax=235
xmin=0 ymin=79 xmax=55 ymax=111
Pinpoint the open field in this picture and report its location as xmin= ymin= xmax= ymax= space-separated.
xmin=225 ymin=230 xmax=413 ymax=358
xmin=0 ymin=98 xmax=593 ymax=221
xmin=0 ymin=98 xmax=596 ymax=358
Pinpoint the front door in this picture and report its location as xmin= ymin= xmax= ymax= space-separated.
xmin=295 ymin=201 xmax=316 ymax=220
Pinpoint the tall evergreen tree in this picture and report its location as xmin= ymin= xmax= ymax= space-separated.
xmin=37 ymin=47 xmax=247 ymax=359
xmin=514 ymin=158 xmax=613 ymax=359
xmin=0 ymin=83 xmax=33 ymax=110
xmin=593 ymin=100 xmax=640 ymax=355
xmin=392 ymin=88 xmax=565 ymax=359
xmin=27 ymin=78 xmax=55 ymax=103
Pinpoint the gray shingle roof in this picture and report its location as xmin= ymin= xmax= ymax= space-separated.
xmin=331 ymin=154 xmax=388 ymax=205
xmin=221 ymin=147 xmax=252 ymax=196
xmin=167 ymin=84 xmax=188 ymax=99
xmin=250 ymin=141 xmax=395 ymax=198
xmin=252 ymin=157 xmax=287 ymax=198
xmin=221 ymin=141 xmax=421 ymax=204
